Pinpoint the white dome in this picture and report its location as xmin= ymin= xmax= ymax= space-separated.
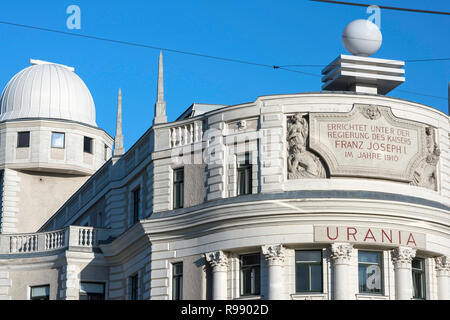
xmin=0 ymin=62 xmax=96 ymax=126
xmin=342 ymin=19 xmax=382 ymax=57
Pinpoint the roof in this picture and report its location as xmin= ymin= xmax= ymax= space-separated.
xmin=0 ymin=61 xmax=97 ymax=127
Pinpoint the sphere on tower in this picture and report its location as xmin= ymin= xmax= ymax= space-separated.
xmin=342 ymin=19 xmax=382 ymax=57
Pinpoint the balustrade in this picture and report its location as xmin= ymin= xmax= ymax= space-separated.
xmin=0 ymin=226 xmax=108 ymax=254
xmin=9 ymin=235 xmax=38 ymax=253
xmin=169 ymin=121 xmax=202 ymax=147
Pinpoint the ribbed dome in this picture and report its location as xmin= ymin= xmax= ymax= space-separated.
xmin=0 ymin=62 xmax=96 ymax=126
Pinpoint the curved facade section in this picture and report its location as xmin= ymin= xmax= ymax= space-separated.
xmin=0 ymin=63 xmax=96 ymax=127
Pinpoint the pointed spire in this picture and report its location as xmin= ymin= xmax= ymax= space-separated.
xmin=153 ymin=51 xmax=167 ymax=125
xmin=113 ymin=88 xmax=125 ymax=157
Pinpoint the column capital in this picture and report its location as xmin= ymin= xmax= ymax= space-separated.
xmin=391 ymin=246 xmax=416 ymax=269
xmin=262 ymin=244 xmax=286 ymax=266
xmin=330 ymin=243 xmax=353 ymax=264
xmin=435 ymin=256 xmax=450 ymax=273
xmin=205 ymin=250 xmax=228 ymax=272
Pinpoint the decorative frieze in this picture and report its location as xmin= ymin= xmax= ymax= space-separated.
xmin=391 ymin=246 xmax=416 ymax=269
xmin=205 ymin=251 xmax=228 ymax=272
xmin=262 ymin=244 xmax=286 ymax=266
xmin=330 ymin=243 xmax=353 ymax=264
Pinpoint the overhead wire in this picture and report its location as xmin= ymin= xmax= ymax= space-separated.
xmin=0 ymin=19 xmax=446 ymax=100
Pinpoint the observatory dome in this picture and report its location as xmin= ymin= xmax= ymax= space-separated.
xmin=0 ymin=61 xmax=96 ymax=126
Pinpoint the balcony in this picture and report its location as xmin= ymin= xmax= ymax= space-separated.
xmin=0 ymin=226 xmax=110 ymax=255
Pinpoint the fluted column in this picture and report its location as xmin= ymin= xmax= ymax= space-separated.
xmin=205 ymin=251 xmax=228 ymax=300
xmin=435 ymin=256 xmax=450 ymax=300
xmin=330 ymin=243 xmax=353 ymax=300
xmin=262 ymin=244 xmax=286 ymax=300
xmin=391 ymin=246 xmax=416 ymax=300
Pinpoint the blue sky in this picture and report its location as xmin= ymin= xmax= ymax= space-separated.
xmin=0 ymin=0 xmax=448 ymax=149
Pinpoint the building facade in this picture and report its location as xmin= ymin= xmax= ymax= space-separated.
xmin=0 ymin=49 xmax=449 ymax=300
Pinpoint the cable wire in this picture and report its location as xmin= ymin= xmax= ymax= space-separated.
xmin=0 ymin=20 xmax=446 ymax=100
xmin=310 ymin=0 xmax=450 ymax=15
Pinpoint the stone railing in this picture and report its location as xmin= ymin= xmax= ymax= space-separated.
xmin=169 ymin=120 xmax=203 ymax=148
xmin=0 ymin=226 xmax=110 ymax=255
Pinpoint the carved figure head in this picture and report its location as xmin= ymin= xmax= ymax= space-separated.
xmin=365 ymin=106 xmax=381 ymax=120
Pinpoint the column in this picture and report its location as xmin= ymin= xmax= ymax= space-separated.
xmin=262 ymin=244 xmax=286 ymax=300
xmin=205 ymin=251 xmax=228 ymax=300
xmin=435 ymin=256 xmax=450 ymax=300
xmin=330 ymin=243 xmax=353 ymax=300
xmin=391 ymin=246 xmax=416 ymax=300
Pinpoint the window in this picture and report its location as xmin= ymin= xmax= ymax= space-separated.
xmin=412 ymin=258 xmax=426 ymax=300
xmin=84 ymin=136 xmax=93 ymax=153
xmin=173 ymin=168 xmax=184 ymax=209
xmin=132 ymin=188 xmax=140 ymax=224
xmin=358 ymin=251 xmax=383 ymax=294
xmin=237 ymin=154 xmax=252 ymax=196
xmin=129 ymin=274 xmax=139 ymax=300
xmin=172 ymin=262 xmax=183 ymax=300
xmin=30 ymin=285 xmax=50 ymax=300
xmin=17 ymin=131 xmax=30 ymax=148
xmin=295 ymin=250 xmax=323 ymax=293
xmin=79 ymin=282 xmax=105 ymax=300
xmin=51 ymin=132 xmax=65 ymax=148
xmin=96 ymin=212 xmax=103 ymax=228
xmin=240 ymin=254 xmax=260 ymax=296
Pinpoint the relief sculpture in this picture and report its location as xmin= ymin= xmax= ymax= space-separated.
xmin=287 ymin=113 xmax=326 ymax=179
xmin=411 ymin=126 xmax=440 ymax=190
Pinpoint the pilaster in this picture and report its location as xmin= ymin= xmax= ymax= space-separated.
xmin=205 ymin=114 xmax=226 ymax=201
xmin=59 ymin=264 xmax=80 ymax=300
xmin=435 ymin=256 xmax=450 ymax=300
xmin=259 ymin=102 xmax=285 ymax=193
xmin=1 ymin=168 xmax=20 ymax=234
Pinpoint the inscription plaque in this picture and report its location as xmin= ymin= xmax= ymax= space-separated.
xmin=309 ymin=104 xmax=428 ymax=181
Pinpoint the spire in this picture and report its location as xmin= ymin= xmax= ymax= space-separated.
xmin=113 ymin=88 xmax=125 ymax=157
xmin=153 ymin=51 xmax=167 ymax=125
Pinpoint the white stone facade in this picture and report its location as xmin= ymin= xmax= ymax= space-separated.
xmin=0 ymin=61 xmax=449 ymax=300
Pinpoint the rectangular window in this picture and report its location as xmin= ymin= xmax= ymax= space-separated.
xmin=84 ymin=136 xmax=93 ymax=153
xmin=358 ymin=251 xmax=383 ymax=294
xmin=17 ymin=131 xmax=30 ymax=148
xmin=51 ymin=132 xmax=65 ymax=148
xmin=240 ymin=253 xmax=261 ymax=296
xmin=130 ymin=274 xmax=139 ymax=300
xmin=132 ymin=188 xmax=140 ymax=224
xmin=412 ymin=258 xmax=426 ymax=300
xmin=237 ymin=154 xmax=252 ymax=196
xmin=295 ymin=250 xmax=323 ymax=293
xmin=30 ymin=285 xmax=50 ymax=300
xmin=172 ymin=262 xmax=183 ymax=300
xmin=79 ymin=282 xmax=105 ymax=300
xmin=173 ymin=168 xmax=184 ymax=209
